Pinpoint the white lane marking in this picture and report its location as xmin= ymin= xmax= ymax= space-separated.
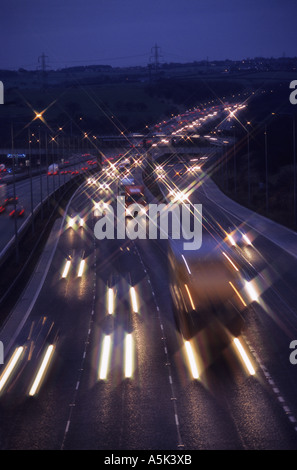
xmin=244 ymin=335 xmax=297 ymax=433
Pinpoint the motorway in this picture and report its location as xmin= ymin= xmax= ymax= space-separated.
xmin=0 ymin=100 xmax=297 ymax=450
xmin=0 ymin=150 xmax=297 ymax=450
xmin=0 ymin=156 xmax=101 ymax=259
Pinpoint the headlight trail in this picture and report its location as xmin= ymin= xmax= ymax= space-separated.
xmin=227 ymin=233 xmax=236 ymax=246
xmin=29 ymin=344 xmax=55 ymax=397
xmin=234 ymin=338 xmax=255 ymax=376
xmin=130 ymin=286 xmax=138 ymax=313
xmin=182 ymin=254 xmax=192 ymax=275
xmin=222 ymin=251 xmax=239 ymax=271
xmin=77 ymin=259 xmax=85 ymax=278
xmin=125 ymin=334 xmax=133 ymax=378
xmin=245 ymin=280 xmax=259 ymax=302
xmin=68 ymin=217 xmax=75 ymax=228
xmin=98 ymin=335 xmax=112 ymax=380
xmin=184 ymin=284 xmax=195 ymax=310
xmin=108 ymin=288 xmax=114 ymax=315
xmin=243 ymin=233 xmax=252 ymax=245
xmin=229 ymin=281 xmax=247 ymax=307
xmin=62 ymin=260 xmax=71 ymax=278
xmin=185 ymin=341 xmax=199 ymax=379
xmin=0 ymin=346 xmax=24 ymax=393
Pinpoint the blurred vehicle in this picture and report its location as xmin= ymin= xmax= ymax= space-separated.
xmin=125 ymin=185 xmax=146 ymax=217
xmin=0 ymin=164 xmax=7 ymax=175
xmin=48 ymin=163 xmax=59 ymax=175
xmin=225 ymin=224 xmax=252 ymax=247
xmin=4 ymin=195 xmax=19 ymax=206
xmin=87 ymin=177 xmax=96 ymax=185
xmin=117 ymin=177 xmax=135 ymax=197
xmin=0 ymin=183 xmax=7 ymax=208
xmin=168 ymin=234 xmax=245 ymax=362
xmin=9 ymin=204 xmax=25 ymax=217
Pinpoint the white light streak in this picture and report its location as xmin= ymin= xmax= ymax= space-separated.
xmin=125 ymin=334 xmax=133 ymax=378
xmin=62 ymin=260 xmax=71 ymax=278
xmin=222 ymin=251 xmax=239 ymax=271
xmin=185 ymin=284 xmax=195 ymax=310
xmin=29 ymin=345 xmax=55 ymax=396
xmin=130 ymin=287 xmax=138 ymax=313
xmin=108 ymin=288 xmax=114 ymax=315
xmin=98 ymin=335 xmax=111 ymax=380
xmin=0 ymin=346 xmax=24 ymax=393
xmin=185 ymin=341 xmax=199 ymax=379
xmin=77 ymin=259 xmax=85 ymax=278
xmin=245 ymin=280 xmax=259 ymax=302
xmin=182 ymin=255 xmax=192 ymax=275
xmin=234 ymin=338 xmax=255 ymax=375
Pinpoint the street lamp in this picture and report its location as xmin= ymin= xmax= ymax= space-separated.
xmin=28 ymin=127 xmax=34 ymax=234
xmin=247 ymin=121 xmax=251 ymax=206
xmin=10 ymin=122 xmax=19 ymax=264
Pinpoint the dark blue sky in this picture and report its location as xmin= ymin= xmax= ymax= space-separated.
xmin=1 ymin=0 xmax=296 ymax=69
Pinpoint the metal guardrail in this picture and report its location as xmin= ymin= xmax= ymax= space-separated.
xmin=0 ymin=173 xmax=85 ymax=269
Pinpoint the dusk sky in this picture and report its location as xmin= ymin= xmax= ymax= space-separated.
xmin=1 ymin=0 xmax=297 ymax=70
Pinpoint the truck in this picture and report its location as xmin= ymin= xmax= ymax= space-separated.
xmin=48 ymin=164 xmax=59 ymax=175
xmin=168 ymin=232 xmax=246 ymax=364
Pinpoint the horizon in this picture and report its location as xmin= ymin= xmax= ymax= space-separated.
xmin=1 ymin=0 xmax=296 ymax=71
xmin=2 ymin=54 xmax=297 ymax=73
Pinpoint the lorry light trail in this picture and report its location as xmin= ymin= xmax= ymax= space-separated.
xmin=182 ymin=254 xmax=192 ymax=275
xmin=29 ymin=345 xmax=55 ymax=396
xmin=234 ymin=338 xmax=255 ymax=376
xmin=222 ymin=251 xmax=239 ymax=271
xmin=184 ymin=284 xmax=195 ymax=310
xmin=243 ymin=233 xmax=252 ymax=245
xmin=229 ymin=281 xmax=247 ymax=307
xmin=130 ymin=287 xmax=138 ymax=313
xmin=108 ymin=288 xmax=114 ymax=315
xmin=245 ymin=280 xmax=259 ymax=302
xmin=185 ymin=341 xmax=199 ymax=379
xmin=227 ymin=233 xmax=236 ymax=246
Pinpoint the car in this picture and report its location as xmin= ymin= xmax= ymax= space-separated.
xmin=225 ymin=223 xmax=252 ymax=247
xmin=9 ymin=204 xmax=25 ymax=217
xmin=4 ymin=196 xmax=19 ymax=206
